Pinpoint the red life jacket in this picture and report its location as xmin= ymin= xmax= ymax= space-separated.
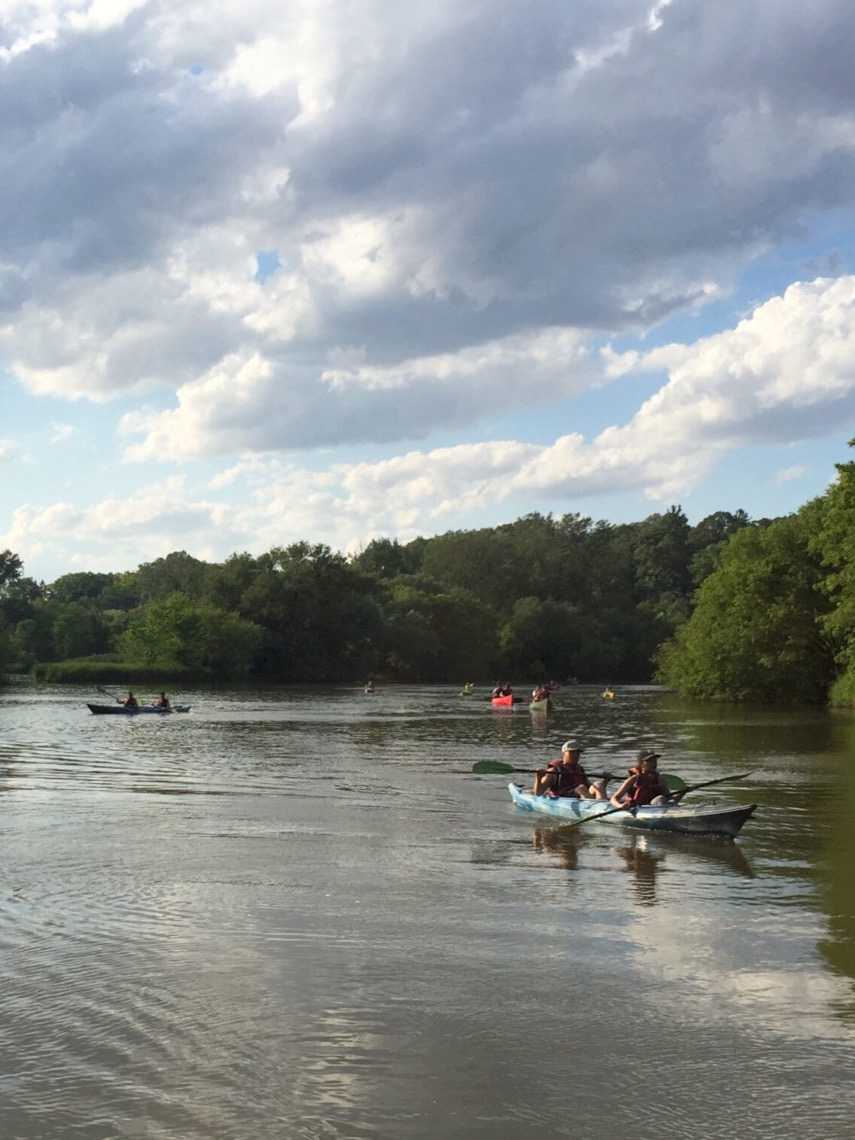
xmin=625 ymin=771 xmax=661 ymax=808
xmin=548 ymin=760 xmax=587 ymax=797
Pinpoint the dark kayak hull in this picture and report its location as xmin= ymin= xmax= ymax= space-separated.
xmin=508 ymin=783 xmax=755 ymax=838
xmin=86 ymin=703 xmax=191 ymax=715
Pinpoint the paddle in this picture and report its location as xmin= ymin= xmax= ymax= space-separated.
xmin=98 ymin=685 xmax=124 ymax=704
xmin=471 ymin=759 xmax=680 ymax=785
xmin=564 ymin=771 xmax=754 ymax=827
xmin=562 ymin=801 xmax=637 ymax=829
xmin=664 ymin=771 xmax=753 ymax=801
xmin=568 ymin=771 xmax=754 ymax=828
xmin=472 ymin=759 xmax=616 ymax=778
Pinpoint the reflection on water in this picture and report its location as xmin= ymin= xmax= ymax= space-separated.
xmin=611 ymin=837 xmax=661 ymax=905
xmin=528 ymin=823 xmax=755 ymax=901
xmin=0 ymin=681 xmax=854 ymax=1138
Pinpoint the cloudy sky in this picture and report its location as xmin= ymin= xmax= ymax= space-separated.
xmin=3 ymin=0 xmax=855 ymax=584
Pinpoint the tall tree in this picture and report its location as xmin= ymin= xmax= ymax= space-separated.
xmin=633 ymin=506 xmax=693 ymax=600
xmin=657 ymin=506 xmax=835 ymax=703
xmin=134 ymin=551 xmax=212 ymax=602
xmin=0 ymin=550 xmax=24 ymax=590
xmin=240 ymin=544 xmax=383 ymax=681
xmin=119 ymin=593 xmax=263 ymax=677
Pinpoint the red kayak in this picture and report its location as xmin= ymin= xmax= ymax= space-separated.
xmin=491 ymin=693 xmax=515 ymax=707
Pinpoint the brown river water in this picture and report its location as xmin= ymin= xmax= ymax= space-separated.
xmin=0 ymin=682 xmax=853 ymax=1139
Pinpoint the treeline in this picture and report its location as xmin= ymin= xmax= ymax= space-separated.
xmin=0 ymin=507 xmax=758 ymax=688
xmin=3 ymin=438 xmax=854 ymax=705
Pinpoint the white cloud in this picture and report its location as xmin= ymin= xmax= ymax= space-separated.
xmin=2 ymin=0 xmax=855 ymax=418
xmin=3 ymin=1 xmax=855 ymax=579
xmin=605 ymin=277 xmax=855 ymax=449
xmin=2 ymin=477 xmax=247 ymax=575
xmin=775 ymin=465 xmax=810 ymax=485
xmin=118 ymin=326 xmax=596 ymax=460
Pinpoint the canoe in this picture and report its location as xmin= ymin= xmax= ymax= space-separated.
xmin=529 ymin=697 xmax=551 ymax=713
xmin=86 ymin=703 xmax=191 ymax=715
xmin=508 ymin=783 xmax=756 ymax=838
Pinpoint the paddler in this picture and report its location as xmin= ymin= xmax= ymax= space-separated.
xmin=609 ymin=750 xmax=673 ymax=808
xmin=532 ymin=739 xmax=610 ymax=800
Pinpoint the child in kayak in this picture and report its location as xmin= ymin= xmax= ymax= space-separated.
xmin=532 ymin=740 xmax=610 ymax=799
xmin=609 ymin=750 xmax=672 ymax=808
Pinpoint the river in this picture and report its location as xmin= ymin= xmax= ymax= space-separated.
xmin=0 ymin=682 xmax=853 ymax=1138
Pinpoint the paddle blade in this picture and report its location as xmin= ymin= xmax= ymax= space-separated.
xmin=472 ymin=760 xmax=519 ymax=775
xmin=661 ymin=773 xmax=686 ymax=792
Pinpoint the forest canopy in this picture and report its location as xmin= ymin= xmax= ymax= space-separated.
xmin=2 ymin=441 xmax=855 ymax=705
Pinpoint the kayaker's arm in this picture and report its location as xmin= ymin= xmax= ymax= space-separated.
xmin=609 ymin=774 xmax=635 ymax=808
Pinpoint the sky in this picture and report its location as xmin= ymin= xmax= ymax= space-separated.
xmin=3 ymin=0 xmax=855 ymax=585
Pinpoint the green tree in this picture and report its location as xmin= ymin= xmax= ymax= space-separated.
xmin=812 ymin=440 xmax=855 ymax=700
xmin=633 ymin=506 xmax=692 ymax=600
xmin=239 ymin=544 xmax=383 ymax=681
xmin=0 ymin=550 xmax=24 ymax=590
xmin=12 ymin=603 xmax=57 ymax=666
xmin=352 ymin=538 xmax=422 ymax=579
xmin=0 ymin=576 xmax=45 ymax=625
xmin=499 ymin=596 xmax=594 ymax=680
xmin=119 ymin=593 xmax=263 ymax=677
xmin=688 ymin=510 xmax=753 ymax=586
xmin=380 ymin=578 xmax=497 ymax=680
xmin=48 ymin=572 xmax=116 ymax=605
xmin=52 ymin=600 xmax=111 ymax=658
xmin=134 ymin=551 xmax=211 ymax=602
xmin=46 ymin=570 xmax=139 ymax=612
xmin=657 ymin=506 xmax=835 ymax=702
xmin=204 ymin=553 xmax=260 ymax=612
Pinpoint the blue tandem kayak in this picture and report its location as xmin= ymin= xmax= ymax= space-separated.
xmin=508 ymin=783 xmax=755 ymax=838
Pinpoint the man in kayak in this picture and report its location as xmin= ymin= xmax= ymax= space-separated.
xmin=123 ymin=691 xmax=139 ymax=708
xmin=154 ymin=691 xmax=171 ymax=708
xmin=532 ymin=740 xmax=610 ymax=799
xmin=609 ymin=750 xmax=672 ymax=808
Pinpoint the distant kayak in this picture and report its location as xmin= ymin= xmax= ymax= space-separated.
xmin=491 ymin=693 xmax=517 ymax=707
xmin=86 ymin=703 xmax=191 ymax=715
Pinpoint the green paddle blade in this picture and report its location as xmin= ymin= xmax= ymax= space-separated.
xmin=661 ymin=773 xmax=686 ymax=792
xmin=472 ymin=760 xmax=521 ymax=775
